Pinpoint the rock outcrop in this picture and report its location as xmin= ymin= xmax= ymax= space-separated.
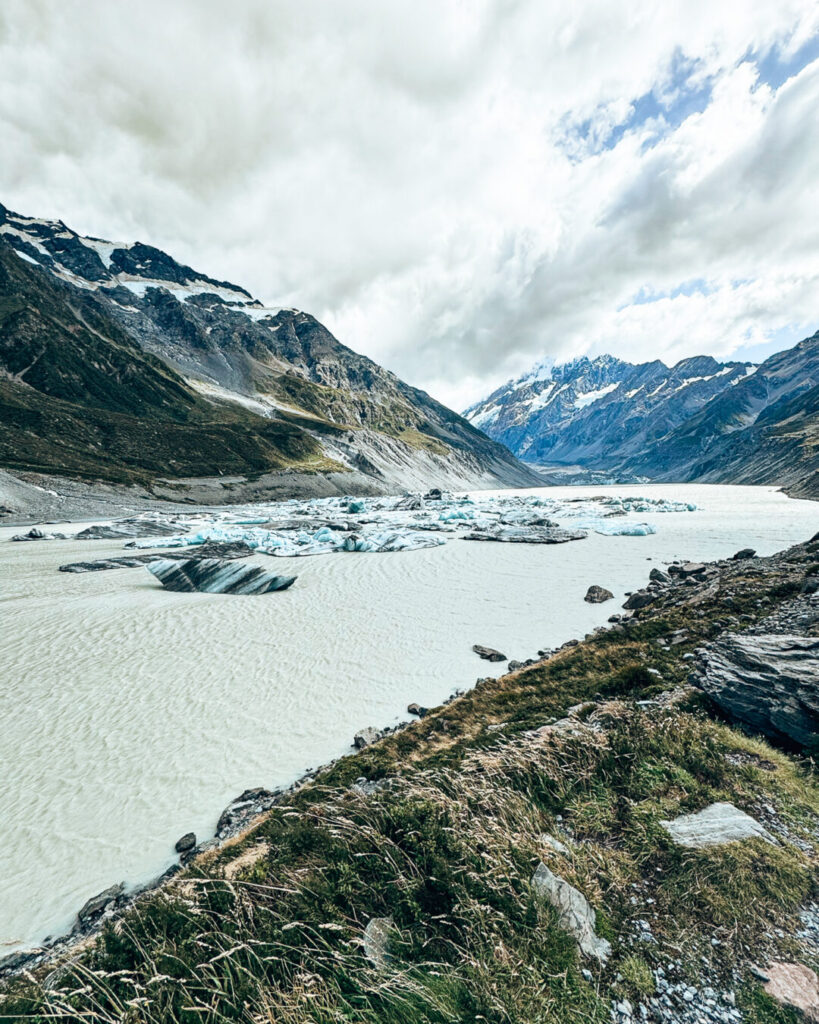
xmin=531 ymin=862 xmax=611 ymax=962
xmin=584 ymin=585 xmax=614 ymax=603
xmin=472 ymin=645 xmax=507 ymax=662
xmin=660 ymin=802 xmax=774 ymax=848
xmin=691 ymin=634 xmax=819 ymax=749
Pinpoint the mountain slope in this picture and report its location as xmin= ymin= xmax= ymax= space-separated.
xmin=465 ymin=353 xmax=756 ymax=466
xmin=0 ymin=203 xmax=539 ymax=496
xmin=626 ymin=333 xmax=819 ymax=496
xmin=466 ymin=335 xmax=818 ymax=497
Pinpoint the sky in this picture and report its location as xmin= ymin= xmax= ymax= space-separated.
xmin=0 ymin=1 xmax=818 ymax=411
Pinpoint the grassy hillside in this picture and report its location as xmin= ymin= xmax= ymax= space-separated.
xmin=0 ymin=244 xmax=332 ymax=484
xmin=4 ymin=537 xmax=818 ymax=1023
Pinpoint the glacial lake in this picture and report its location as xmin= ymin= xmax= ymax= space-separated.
xmin=1 ymin=483 xmax=816 ymax=952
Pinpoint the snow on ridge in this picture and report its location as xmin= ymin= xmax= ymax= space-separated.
xmin=468 ymin=404 xmax=501 ymax=428
xmin=13 ymin=250 xmax=40 ymax=265
xmin=573 ymin=381 xmax=619 ymax=409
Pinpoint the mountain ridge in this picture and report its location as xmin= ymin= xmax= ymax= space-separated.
xmin=0 ymin=202 xmax=540 ymax=501
xmin=465 ymin=337 xmax=818 ymax=497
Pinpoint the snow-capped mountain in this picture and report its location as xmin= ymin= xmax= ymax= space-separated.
xmin=465 ymin=353 xmax=757 ymax=464
xmin=465 ymin=339 xmax=819 ymax=497
xmin=0 ymin=202 xmax=540 ymax=499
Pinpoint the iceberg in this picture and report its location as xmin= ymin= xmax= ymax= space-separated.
xmin=147 ymin=558 xmax=296 ymax=594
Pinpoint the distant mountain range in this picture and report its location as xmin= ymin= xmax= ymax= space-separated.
xmin=0 ymin=203 xmax=539 ymax=501
xmin=465 ymin=336 xmax=819 ymax=498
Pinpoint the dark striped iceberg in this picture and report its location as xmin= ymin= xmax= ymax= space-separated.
xmin=147 ymin=558 xmax=296 ymax=595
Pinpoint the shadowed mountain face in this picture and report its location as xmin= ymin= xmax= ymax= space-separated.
xmin=465 ymin=335 xmax=819 ymax=497
xmin=0 ymin=203 xmax=539 ymax=495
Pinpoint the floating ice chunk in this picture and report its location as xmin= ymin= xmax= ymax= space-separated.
xmin=439 ymin=509 xmax=473 ymax=521
xmin=578 ymin=518 xmax=656 ymax=536
xmin=147 ymin=558 xmax=296 ymax=594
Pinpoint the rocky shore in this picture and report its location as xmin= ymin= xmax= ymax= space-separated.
xmin=2 ymin=531 xmax=818 ymax=1023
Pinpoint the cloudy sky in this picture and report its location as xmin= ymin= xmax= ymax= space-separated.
xmin=1 ymin=1 xmax=818 ymax=409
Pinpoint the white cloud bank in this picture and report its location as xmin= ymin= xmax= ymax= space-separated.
xmin=0 ymin=0 xmax=817 ymax=408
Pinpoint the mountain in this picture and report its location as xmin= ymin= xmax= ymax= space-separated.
xmin=465 ymin=336 xmax=819 ymax=497
xmin=0 ymin=203 xmax=539 ymax=500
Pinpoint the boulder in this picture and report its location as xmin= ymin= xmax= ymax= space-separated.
xmin=623 ymin=590 xmax=655 ymax=610
xmin=363 ymin=916 xmax=395 ymax=967
xmin=77 ymin=882 xmax=125 ymax=926
xmin=175 ymin=832 xmax=196 ymax=854
xmin=660 ymin=802 xmax=773 ymax=848
xmin=584 ymin=585 xmax=614 ymax=604
xmin=354 ymin=727 xmax=381 ymax=749
xmin=649 ymin=567 xmax=671 ymax=584
xmin=472 ymin=644 xmax=507 ymax=662
xmin=147 ymin=558 xmax=296 ymax=595
xmin=407 ymin=703 xmax=428 ymax=717
xmin=764 ymin=962 xmax=819 ymax=1021
xmin=678 ymin=562 xmax=707 ymax=577
xmin=531 ymin=862 xmax=611 ymax=961
xmin=691 ymin=634 xmax=819 ymax=749
xmin=732 ymin=548 xmax=756 ymax=560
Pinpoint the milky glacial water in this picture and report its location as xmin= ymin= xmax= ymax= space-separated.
xmin=0 ymin=483 xmax=816 ymax=952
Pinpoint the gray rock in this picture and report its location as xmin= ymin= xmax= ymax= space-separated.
xmin=363 ymin=916 xmax=396 ymax=967
xmin=660 ymin=802 xmax=774 ymax=848
xmin=623 ymin=590 xmax=656 ymax=610
xmin=472 ymin=644 xmax=507 ymax=662
xmin=585 ymin=585 xmax=614 ymax=604
xmin=407 ymin=703 xmax=428 ymax=717
xmin=678 ymin=562 xmax=707 ymax=577
xmin=175 ymin=832 xmax=196 ymax=853
xmin=731 ymin=548 xmax=756 ymax=560
xmin=531 ymin=861 xmax=611 ymax=961
xmin=147 ymin=558 xmax=296 ymax=595
xmin=691 ymin=633 xmax=819 ymax=749
xmin=77 ymin=882 xmax=125 ymax=925
xmin=354 ymin=727 xmax=381 ymax=749
xmin=649 ymin=567 xmax=671 ymax=584
xmin=539 ymin=833 xmax=570 ymax=855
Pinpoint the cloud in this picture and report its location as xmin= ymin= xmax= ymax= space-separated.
xmin=0 ymin=0 xmax=817 ymax=409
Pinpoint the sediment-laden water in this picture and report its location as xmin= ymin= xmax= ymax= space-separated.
xmin=0 ymin=483 xmax=816 ymax=952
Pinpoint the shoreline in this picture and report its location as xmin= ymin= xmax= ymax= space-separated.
xmin=3 ymin=528 xmax=817 ymax=981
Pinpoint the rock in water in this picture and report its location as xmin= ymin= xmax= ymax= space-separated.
xmin=584 ymin=585 xmax=614 ymax=604
xmin=77 ymin=883 xmax=125 ymax=926
xmin=732 ymin=548 xmax=756 ymax=560
xmin=660 ymin=802 xmax=774 ymax=848
xmin=691 ymin=634 xmax=819 ymax=749
xmin=531 ymin=862 xmax=611 ymax=961
xmin=147 ymin=558 xmax=296 ymax=595
xmin=473 ymin=644 xmax=507 ymax=662
xmin=175 ymin=832 xmax=196 ymax=853
xmin=354 ymin=727 xmax=381 ymax=749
